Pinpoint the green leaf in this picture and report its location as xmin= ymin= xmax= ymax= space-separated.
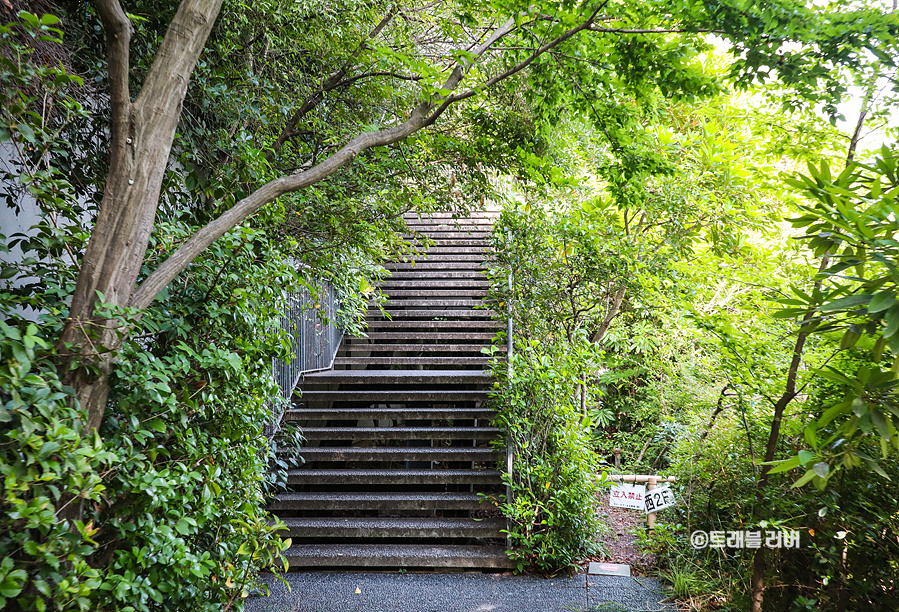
xmin=819 ymin=400 xmax=851 ymax=427
xmin=820 ymin=294 xmax=871 ymax=312
xmin=812 ymin=462 xmax=829 ymax=478
xmin=765 ymin=456 xmax=801 ymax=474
xmin=803 ymin=426 xmax=818 ymax=450
xmin=840 ymin=328 xmax=861 ymax=349
xmin=884 ymin=304 xmax=899 ymax=338
xmin=792 ymin=468 xmax=817 ymax=488
xmin=799 ymin=450 xmax=815 ymax=466
xmin=870 ymin=409 xmax=890 ymax=439
xmin=863 ymin=459 xmax=890 ymax=479
xmin=868 ymin=291 xmax=896 ymax=313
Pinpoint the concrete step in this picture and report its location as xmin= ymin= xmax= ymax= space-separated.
xmin=365 ymin=320 xmax=499 ymax=329
xmin=296 ymin=447 xmax=497 ymax=462
xmin=294 ymin=390 xmax=490 ymax=402
xmin=333 ymin=356 xmax=491 ymax=365
xmin=379 ymin=289 xmax=488 ymax=298
xmin=285 ymin=406 xmax=494 ymax=420
xmin=378 ymin=279 xmax=490 ymax=288
xmin=281 ymin=517 xmax=506 ymax=538
xmin=409 ymin=239 xmax=489 ymax=247
xmin=404 ymin=216 xmax=497 ymax=223
xmin=408 ymin=254 xmax=488 ymax=262
xmin=386 ymin=262 xmax=487 ymax=270
xmin=286 ymin=468 xmax=502 ymax=485
xmin=405 ymin=225 xmax=492 ymax=232
xmin=283 ymin=544 xmax=513 ymax=568
xmin=404 ymin=213 xmax=499 ymax=219
xmin=375 ymin=299 xmax=487 ymax=307
xmin=387 ymin=270 xmax=487 ymax=279
xmin=366 ymin=310 xmax=496 ymax=319
xmin=301 ymin=370 xmax=491 ymax=385
xmin=301 ymin=426 xmax=500 ymax=440
xmin=404 ymin=216 xmax=499 ymax=223
xmin=405 ymin=232 xmax=491 ymax=240
xmin=413 ymin=246 xmax=488 ymax=254
xmin=357 ymin=332 xmax=495 ymax=340
xmin=341 ymin=343 xmax=490 ymax=352
xmin=270 ymin=491 xmax=488 ymax=511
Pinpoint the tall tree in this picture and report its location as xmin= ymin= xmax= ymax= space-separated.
xmin=42 ymin=0 xmax=897 ymax=434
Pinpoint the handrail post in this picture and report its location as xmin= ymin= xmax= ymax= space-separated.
xmin=505 ymin=260 xmax=513 ymax=547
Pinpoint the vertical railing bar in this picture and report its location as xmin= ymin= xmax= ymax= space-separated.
xmin=505 ymin=235 xmax=514 ymax=548
xmin=268 ymin=280 xmax=344 ymax=440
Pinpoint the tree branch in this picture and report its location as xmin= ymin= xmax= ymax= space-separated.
xmin=93 ymin=0 xmax=133 ymax=177
xmin=444 ymin=3 xmax=607 ymax=107
xmin=132 ymin=6 xmax=609 ymax=309
xmin=267 ymin=8 xmax=398 ymax=161
xmin=588 ymin=26 xmax=723 ymax=34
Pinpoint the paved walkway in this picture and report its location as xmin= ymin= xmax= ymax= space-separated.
xmin=246 ymin=571 xmax=675 ymax=612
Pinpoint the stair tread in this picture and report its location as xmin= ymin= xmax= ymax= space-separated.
xmin=299 ymin=427 xmax=497 ymax=438
xmin=341 ymin=343 xmax=489 ymax=352
xmin=374 ymin=287 xmax=487 ymax=299
xmin=286 ymin=407 xmax=495 ymax=419
xmin=281 ymin=517 xmax=505 ymax=532
xmin=365 ymin=320 xmax=499 ymax=329
xmin=299 ymin=446 xmax=495 ymax=454
xmin=386 ymin=263 xmax=487 ymax=270
xmin=387 ymin=271 xmax=487 ymax=279
xmin=333 ymin=357 xmax=490 ymax=365
xmin=286 ymin=468 xmax=502 ymax=484
xmin=275 ymin=491 xmax=484 ymax=502
xmin=358 ymin=332 xmax=494 ymax=339
xmin=303 ymin=369 xmax=490 ymax=378
xmin=303 ymin=426 xmax=498 ymax=432
xmin=366 ymin=310 xmax=496 ymax=318
xmin=295 ymin=390 xmax=490 ymax=399
xmin=376 ymin=300 xmax=488 ymax=307
xmin=287 ymin=468 xmax=500 ymax=477
xmin=283 ymin=544 xmax=513 ymax=568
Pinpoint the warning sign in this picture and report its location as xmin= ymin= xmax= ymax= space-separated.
xmin=609 ymin=483 xmax=646 ymax=510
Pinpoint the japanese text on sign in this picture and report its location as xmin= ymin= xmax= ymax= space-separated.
xmin=644 ymin=485 xmax=676 ymax=514
xmin=609 ymin=483 xmax=646 ymax=510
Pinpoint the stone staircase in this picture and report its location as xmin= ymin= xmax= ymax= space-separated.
xmin=271 ymin=210 xmax=513 ymax=570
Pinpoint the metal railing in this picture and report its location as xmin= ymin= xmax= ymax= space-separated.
xmin=267 ymin=281 xmax=344 ymax=438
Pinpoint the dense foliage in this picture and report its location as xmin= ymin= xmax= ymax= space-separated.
xmin=2 ymin=0 xmax=899 ymax=609
xmin=1 ymin=13 xmax=297 ymax=611
xmin=487 ymin=334 xmax=605 ymax=572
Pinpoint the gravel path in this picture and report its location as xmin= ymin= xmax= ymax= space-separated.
xmin=245 ymin=570 xmax=675 ymax=612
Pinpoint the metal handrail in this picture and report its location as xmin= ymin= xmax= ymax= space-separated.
xmin=267 ymin=281 xmax=344 ymax=439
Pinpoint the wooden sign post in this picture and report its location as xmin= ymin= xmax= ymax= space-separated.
xmin=603 ymin=473 xmax=676 ymax=529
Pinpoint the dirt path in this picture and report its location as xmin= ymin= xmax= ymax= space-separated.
xmin=580 ymin=493 xmax=658 ymax=575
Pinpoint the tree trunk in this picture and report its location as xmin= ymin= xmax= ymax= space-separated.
xmin=591 ymin=284 xmax=627 ymax=343
xmin=56 ymin=0 xmax=602 ymax=431
xmin=57 ymin=0 xmax=224 ymax=428
xmin=749 ymin=258 xmax=827 ymax=612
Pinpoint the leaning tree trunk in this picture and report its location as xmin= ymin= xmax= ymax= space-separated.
xmin=57 ymin=0 xmax=602 ymax=431
xmin=56 ymin=0 xmax=224 ymax=430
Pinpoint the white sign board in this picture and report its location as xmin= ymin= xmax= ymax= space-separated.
xmin=609 ymin=483 xmax=646 ymax=510
xmin=644 ymin=484 xmax=676 ymax=514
